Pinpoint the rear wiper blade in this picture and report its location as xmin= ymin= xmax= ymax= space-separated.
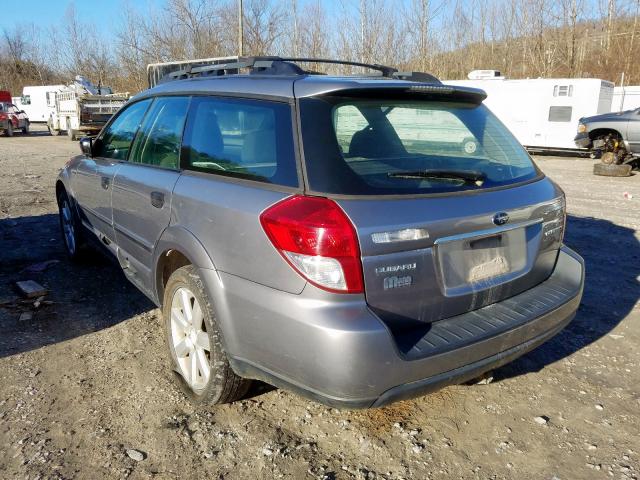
xmin=388 ymin=169 xmax=486 ymax=185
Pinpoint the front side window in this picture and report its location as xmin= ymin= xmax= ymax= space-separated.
xmin=182 ymin=96 xmax=298 ymax=187
xmin=300 ymin=97 xmax=540 ymax=195
xmin=94 ymin=99 xmax=152 ymax=159
xmin=21 ymin=95 xmax=31 ymax=105
xmin=129 ymin=96 xmax=190 ymax=169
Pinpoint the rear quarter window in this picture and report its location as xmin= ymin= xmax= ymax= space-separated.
xmin=182 ymin=96 xmax=299 ymax=188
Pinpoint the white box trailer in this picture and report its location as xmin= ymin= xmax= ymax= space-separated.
xmin=612 ymin=86 xmax=640 ymax=111
xmin=12 ymin=85 xmax=65 ymax=123
xmin=444 ymin=73 xmax=614 ymax=151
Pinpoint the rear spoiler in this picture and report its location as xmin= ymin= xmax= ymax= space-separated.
xmin=316 ymin=84 xmax=488 ymax=104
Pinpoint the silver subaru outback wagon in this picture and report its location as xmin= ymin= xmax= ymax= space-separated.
xmin=56 ymin=57 xmax=584 ymax=408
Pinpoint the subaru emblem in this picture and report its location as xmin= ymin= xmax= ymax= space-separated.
xmin=493 ymin=212 xmax=509 ymax=226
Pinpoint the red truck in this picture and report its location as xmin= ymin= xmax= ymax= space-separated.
xmin=0 ymin=91 xmax=30 ymax=136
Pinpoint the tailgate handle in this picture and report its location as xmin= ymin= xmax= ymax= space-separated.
xmin=150 ymin=191 xmax=165 ymax=208
xmin=469 ymin=234 xmax=503 ymax=249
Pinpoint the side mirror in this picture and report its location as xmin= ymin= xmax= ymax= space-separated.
xmin=79 ymin=137 xmax=93 ymax=157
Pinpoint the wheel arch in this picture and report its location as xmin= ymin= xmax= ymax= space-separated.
xmin=588 ymin=127 xmax=623 ymax=140
xmin=153 ymin=226 xmax=217 ymax=306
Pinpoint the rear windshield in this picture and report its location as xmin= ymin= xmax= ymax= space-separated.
xmin=299 ymin=97 xmax=540 ymax=195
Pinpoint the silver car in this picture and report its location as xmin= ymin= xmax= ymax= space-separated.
xmin=55 ymin=57 xmax=584 ymax=408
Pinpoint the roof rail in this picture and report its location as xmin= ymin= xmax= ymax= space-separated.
xmin=154 ymin=56 xmax=441 ymax=85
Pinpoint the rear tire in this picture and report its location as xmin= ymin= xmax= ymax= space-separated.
xmin=593 ymin=163 xmax=632 ymax=177
xmin=163 ymin=265 xmax=251 ymax=404
xmin=5 ymin=123 xmax=13 ymax=137
xmin=22 ymin=122 xmax=29 ymax=135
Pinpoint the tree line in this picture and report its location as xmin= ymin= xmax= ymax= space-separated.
xmin=1 ymin=0 xmax=639 ymax=96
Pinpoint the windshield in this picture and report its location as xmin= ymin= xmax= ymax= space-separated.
xmin=299 ymin=97 xmax=540 ymax=195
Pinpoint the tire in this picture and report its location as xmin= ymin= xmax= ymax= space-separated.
xmin=22 ymin=122 xmax=29 ymax=135
xmin=5 ymin=123 xmax=13 ymax=137
xmin=67 ymin=127 xmax=76 ymax=141
xmin=57 ymin=189 xmax=85 ymax=261
xmin=163 ymin=265 xmax=250 ymax=404
xmin=48 ymin=119 xmax=60 ymax=136
xmin=593 ymin=163 xmax=632 ymax=177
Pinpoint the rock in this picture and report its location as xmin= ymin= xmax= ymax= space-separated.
xmin=533 ymin=416 xmax=549 ymax=425
xmin=262 ymin=447 xmax=274 ymax=456
xmin=15 ymin=280 xmax=48 ymax=299
xmin=595 ymin=404 xmax=604 ymax=411
xmin=125 ymin=449 xmax=146 ymax=462
xmin=18 ymin=312 xmax=33 ymax=322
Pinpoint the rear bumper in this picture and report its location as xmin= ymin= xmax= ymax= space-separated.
xmin=206 ymin=246 xmax=584 ymax=408
xmin=574 ymin=132 xmax=592 ymax=149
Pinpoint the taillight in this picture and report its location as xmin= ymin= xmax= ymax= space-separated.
xmin=260 ymin=195 xmax=364 ymax=294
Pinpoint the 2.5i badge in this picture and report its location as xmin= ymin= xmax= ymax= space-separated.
xmin=383 ymin=275 xmax=413 ymax=290
xmin=376 ymin=263 xmax=416 ymax=290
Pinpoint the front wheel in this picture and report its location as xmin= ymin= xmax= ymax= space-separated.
xmin=5 ymin=123 xmax=13 ymax=137
xmin=163 ymin=265 xmax=250 ymax=404
xmin=57 ymin=190 xmax=85 ymax=260
xmin=22 ymin=122 xmax=29 ymax=135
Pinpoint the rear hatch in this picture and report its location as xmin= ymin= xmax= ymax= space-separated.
xmin=297 ymin=84 xmax=566 ymax=326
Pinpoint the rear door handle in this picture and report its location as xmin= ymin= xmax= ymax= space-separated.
xmin=101 ymin=177 xmax=110 ymax=189
xmin=150 ymin=191 xmax=165 ymax=208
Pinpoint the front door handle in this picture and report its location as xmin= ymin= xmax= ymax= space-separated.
xmin=101 ymin=176 xmax=110 ymax=190
xmin=150 ymin=191 xmax=165 ymax=208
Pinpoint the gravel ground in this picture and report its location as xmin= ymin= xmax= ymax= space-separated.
xmin=0 ymin=125 xmax=639 ymax=480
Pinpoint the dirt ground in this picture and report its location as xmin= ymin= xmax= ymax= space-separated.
xmin=0 ymin=125 xmax=638 ymax=480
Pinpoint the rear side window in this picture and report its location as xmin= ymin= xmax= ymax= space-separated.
xmin=94 ymin=99 xmax=152 ymax=159
xmin=129 ymin=96 xmax=190 ymax=169
xmin=300 ymin=97 xmax=540 ymax=196
xmin=182 ymin=96 xmax=298 ymax=187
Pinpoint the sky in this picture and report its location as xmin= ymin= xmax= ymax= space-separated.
xmin=2 ymin=0 xmax=124 ymax=37
xmin=0 ymin=0 xmax=343 ymax=41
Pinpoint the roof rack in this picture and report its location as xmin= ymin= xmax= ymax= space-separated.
xmin=156 ymin=56 xmax=441 ymax=85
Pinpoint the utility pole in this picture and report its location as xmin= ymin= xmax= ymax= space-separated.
xmin=238 ymin=0 xmax=244 ymax=57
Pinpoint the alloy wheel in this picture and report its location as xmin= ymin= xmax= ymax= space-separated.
xmin=60 ymin=199 xmax=76 ymax=255
xmin=170 ymin=287 xmax=211 ymax=391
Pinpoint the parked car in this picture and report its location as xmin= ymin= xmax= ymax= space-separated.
xmin=0 ymin=102 xmax=29 ymax=136
xmin=575 ymin=108 xmax=640 ymax=176
xmin=56 ymin=57 xmax=584 ymax=408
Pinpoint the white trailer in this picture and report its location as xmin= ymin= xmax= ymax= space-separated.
xmin=12 ymin=85 xmax=65 ymax=123
xmin=48 ymin=76 xmax=129 ymax=140
xmin=612 ymin=86 xmax=640 ymax=111
xmin=444 ymin=72 xmax=614 ymax=151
